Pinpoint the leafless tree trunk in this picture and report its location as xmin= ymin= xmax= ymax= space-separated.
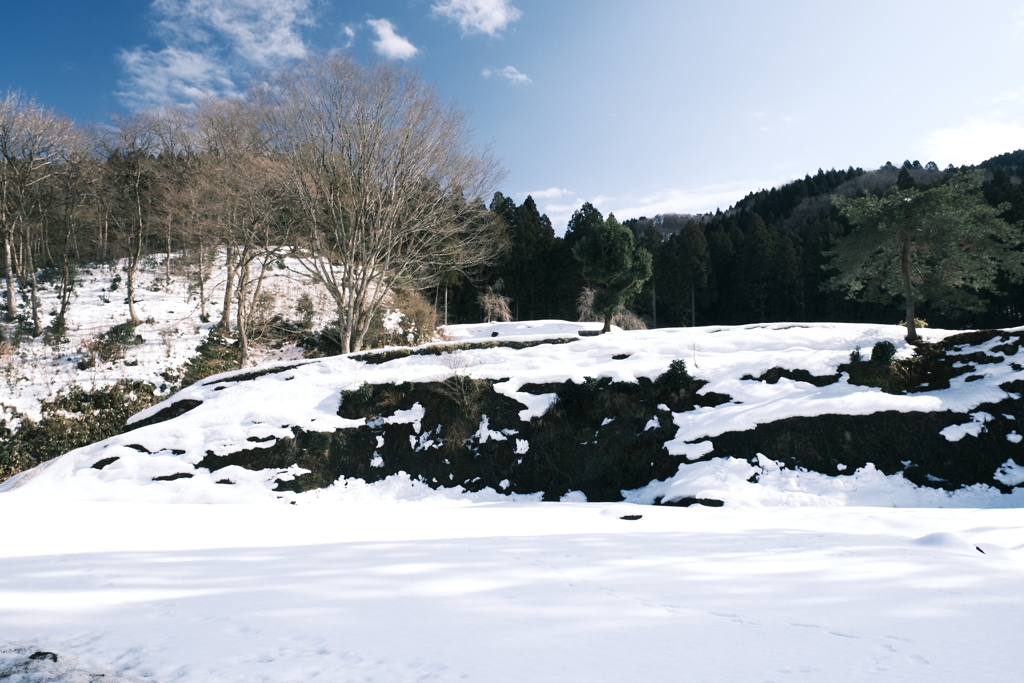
xmin=102 ymin=114 xmax=162 ymax=326
xmin=219 ymin=244 xmax=235 ymax=331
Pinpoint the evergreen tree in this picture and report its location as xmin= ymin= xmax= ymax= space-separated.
xmin=706 ymin=223 xmax=738 ymax=323
xmin=827 ymin=170 xmax=1024 ymax=341
xmin=573 ymin=214 xmax=653 ymax=333
xmin=658 ymin=220 xmax=709 ymax=327
xmin=738 ymin=214 xmax=775 ymax=322
xmin=565 ymin=202 xmax=604 ymax=247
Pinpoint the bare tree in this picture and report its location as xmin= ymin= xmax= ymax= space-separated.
xmin=101 ymin=114 xmax=162 ymax=325
xmin=39 ymin=127 xmax=98 ymax=332
xmin=0 ymin=92 xmax=75 ymax=323
xmin=194 ymin=98 xmax=285 ymax=366
xmin=251 ymin=55 xmax=505 ymax=353
xmin=479 ymin=281 xmax=513 ymax=322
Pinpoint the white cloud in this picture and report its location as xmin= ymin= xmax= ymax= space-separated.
xmin=118 ymin=0 xmax=313 ymax=108
xmin=482 ymin=65 xmax=531 ymax=85
xmin=921 ymin=117 xmax=1024 ymax=167
xmin=609 ymin=183 xmax=764 ymax=220
xmin=116 ymin=46 xmax=235 ymax=109
xmin=341 ymin=25 xmax=356 ymax=49
xmin=527 ymin=180 xmax=796 ymax=232
xmin=367 ymin=19 xmax=419 ymax=60
xmin=519 ymin=187 xmax=572 ymax=200
xmin=152 ymin=0 xmax=312 ymax=65
xmin=534 ymin=200 xmax=585 ymax=231
xmin=432 ymin=0 xmax=522 ymax=36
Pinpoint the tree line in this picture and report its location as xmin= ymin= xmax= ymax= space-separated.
xmin=449 ymin=162 xmax=1024 ymax=333
xmin=4 ymin=59 xmax=1024 ymax=361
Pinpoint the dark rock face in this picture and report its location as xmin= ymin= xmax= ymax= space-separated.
xmin=124 ymin=399 xmax=203 ymax=432
xmin=28 ymin=651 xmax=57 ymax=662
xmin=193 ymin=376 xmax=720 ymax=502
xmin=190 ymin=371 xmax=1023 ymax=502
xmin=709 ymin=403 xmax=1024 ymax=492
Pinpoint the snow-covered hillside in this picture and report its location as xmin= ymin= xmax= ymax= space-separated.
xmin=0 ymin=251 xmax=335 ymax=421
xmin=5 ymin=320 xmax=1024 ymax=506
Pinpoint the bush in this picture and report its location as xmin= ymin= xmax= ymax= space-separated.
xmin=78 ymin=321 xmax=143 ymax=366
xmin=362 ymin=288 xmax=438 ymax=349
xmin=658 ymin=359 xmax=692 ymax=389
xmin=296 ymin=293 xmax=315 ymax=331
xmin=871 ymin=340 xmax=897 ymax=366
xmin=842 ymin=340 xmax=910 ymax=394
xmin=42 ymin=316 xmax=69 ymax=348
xmin=0 ymin=381 xmax=161 ymax=482
xmin=176 ymin=331 xmax=240 ymax=388
xmin=341 ymin=382 xmax=374 ymax=409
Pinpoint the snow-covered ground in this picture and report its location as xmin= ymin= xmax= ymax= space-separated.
xmin=1 ymin=495 xmax=1022 ymax=682
xmin=0 ymin=251 xmax=334 ymax=421
xmin=6 ymin=319 xmax=1024 ymax=504
xmin=4 ymin=319 xmax=1024 ymax=681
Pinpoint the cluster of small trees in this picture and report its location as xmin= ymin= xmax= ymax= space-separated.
xmin=0 ymin=55 xmax=504 ymax=360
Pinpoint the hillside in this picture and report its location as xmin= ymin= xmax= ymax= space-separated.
xmin=0 ymin=251 xmax=335 ymax=421
xmin=5 ymin=320 xmax=1024 ymax=506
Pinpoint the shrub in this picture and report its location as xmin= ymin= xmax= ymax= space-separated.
xmin=658 ymin=359 xmax=692 ymax=389
xmin=611 ymin=307 xmax=648 ymax=331
xmin=42 ymin=316 xmax=69 ymax=348
xmin=341 ymin=382 xmax=374 ymax=409
xmin=0 ymin=381 xmax=161 ymax=482
xmin=176 ymin=331 xmax=240 ymax=388
xmin=296 ymin=293 xmax=315 ymax=330
xmin=871 ymin=340 xmax=897 ymax=366
xmin=78 ymin=321 xmax=143 ymax=366
xmin=363 ymin=288 xmax=438 ymax=349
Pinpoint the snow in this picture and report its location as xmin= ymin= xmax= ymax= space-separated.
xmin=0 ymin=251 xmax=335 ymax=421
xmin=6 ymin=320 xmax=1024 ymax=503
xmin=474 ymin=414 xmax=508 ymax=443
xmin=995 ymin=459 xmax=1024 ymax=487
xmin=940 ymin=411 xmax=993 ymax=442
xmin=1 ymin=496 xmax=1023 ymax=682
xmin=626 ymin=455 xmax=1024 ymax=508
xmin=4 ymin=319 xmax=1024 ymax=681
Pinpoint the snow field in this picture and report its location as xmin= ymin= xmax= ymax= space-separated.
xmin=4 ymin=320 xmax=1024 ymax=681
xmin=0 ymin=498 xmax=1022 ymax=682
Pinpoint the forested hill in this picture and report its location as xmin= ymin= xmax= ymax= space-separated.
xmin=446 ymin=155 xmax=1024 ymax=331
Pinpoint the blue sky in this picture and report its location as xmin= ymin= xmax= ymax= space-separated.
xmin=4 ymin=1 xmax=1024 ymax=230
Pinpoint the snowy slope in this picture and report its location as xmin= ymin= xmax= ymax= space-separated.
xmin=0 ymin=251 xmax=334 ymax=421
xmin=4 ymin=320 xmax=1024 ymax=506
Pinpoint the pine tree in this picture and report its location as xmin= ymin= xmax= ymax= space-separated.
xmin=573 ymin=214 xmax=653 ymax=333
xmin=826 ymin=170 xmax=1024 ymax=341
